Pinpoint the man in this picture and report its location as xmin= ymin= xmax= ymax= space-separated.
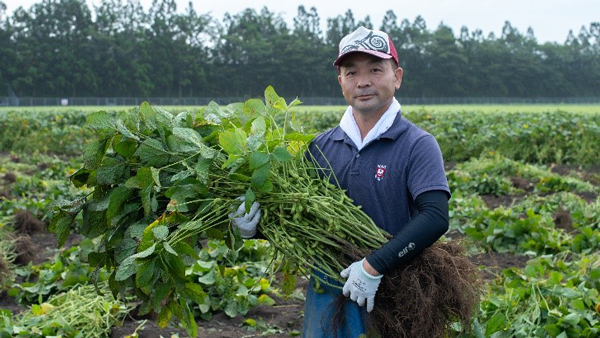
xmin=232 ymin=26 xmax=450 ymax=337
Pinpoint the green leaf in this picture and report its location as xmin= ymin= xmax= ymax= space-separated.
xmin=272 ymin=147 xmax=292 ymax=162
xmin=115 ymin=236 xmax=137 ymax=263
xmin=180 ymin=300 xmax=198 ymax=338
xmin=236 ymin=285 xmax=249 ymax=297
xmin=247 ymin=116 xmax=267 ymax=151
xmin=81 ymin=209 xmax=107 ymax=238
xmin=203 ymin=101 xmax=227 ymax=125
xmin=49 ymin=211 xmax=76 ymax=247
xmin=285 ymin=132 xmax=315 ymax=143
xmin=265 ymin=85 xmax=282 ymax=108
xmin=152 ymin=225 xmax=169 ymax=240
xmin=245 ymin=188 xmax=256 ymax=213
xmin=152 ymin=283 xmax=172 ymax=311
xmin=251 ymin=163 xmax=270 ymax=188
xmin=182 ymin=283 xmax=206 ymax=304
xmin=107 ymin=186 xmax=133 ymax=222
xmin=170 ymin=169 xmax=193 ymax=182
xmin=257 ymin=294 xmax=275 ymax=306
xmin=136 ymin=260 xmax=157 ymax=289
xmin=115 ymin=256 xmax=137 ymax=281
xmin=134 ymin=138 xmax=171 ymax=167
xmin=562 ymin=313 xmax=581 ymax=326
xmin=194 ymin=157 xmax=213 ymax=184
xmin=224 ymin=301 xmax=238 ymax=318
xmin=113 ymin=137 xmax=138 ymax=159
xmin=116 ymin=118 xmax=140 ymax=141
xmin=244 ymin=318 xmax=257 ymax=327
xmin=86 ymin=111 xmax=115 ymax=138
xmin=162 ymin=252 xmax=186 ymax=279
xmin=249 ymin=151 xmax=270 ymax=170
xmin=219 ymin=128 xmax=247 ymax=155
xmin=134 ymin=243 xmax=157 ymax=259
xmin=173 ymin=242 xmax=200 ymax=260
xmin=485 ymin=312 xmax=507 ymax=335
xmin=256 ymin=178 xmax=273 ymax=193
xmin=157 ymin=304 xmax=173 ymax=328
xmin=168 ymin=127 xmax=217 ymax=158
xmin=288 ymin=97 xmax=302 ymax=108
xmin=163 ymin=242 xmax=178 ymax=256
xmin=83 ymin=139 xmax=108 ymax=170
xmin=97 ymin=157 xmax=129 ymax=185
xmin=70 ymin=168 xmax=92 ymax=188
xmin=198 ymin=270 xmax=216 ymax=285
xmin=243 ymin=98 xmax=266 ymax=117
xmin=140 ymin=103 xmax=173 ymax=131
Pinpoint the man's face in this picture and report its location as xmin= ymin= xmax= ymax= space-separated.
xmin=338 ymin=53 xmax=403 ymax=118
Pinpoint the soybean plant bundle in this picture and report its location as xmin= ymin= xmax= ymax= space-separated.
xmin=50 ymin=87 xmax=386 ymax=336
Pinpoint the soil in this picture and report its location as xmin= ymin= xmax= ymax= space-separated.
xmin=551 ymin=163 xmax=600 ymax=186
xmin=477 ymin=176 xmax=538 ymax=209
xmin=480 ymin=194 xmax=525 ymax=209
xmin=2 ymin=172 xmax=16 ymax=184
xmin=1 ymin=226 xmax=534 ymax=337
xmin=0 ymin=226 xmax=305 ymax=338
xmin=110 ymin=292 xmax=305 ymax=338
xmin=470 ymin=252 xmax=530 ymax=279
xmin=553 ymin=209 xmax=575 ymax=233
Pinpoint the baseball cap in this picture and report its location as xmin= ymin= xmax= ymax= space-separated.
xmin=333 ymin=26 xmax=399 ymax=67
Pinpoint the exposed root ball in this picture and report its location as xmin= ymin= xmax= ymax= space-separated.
xmin=369 ymin=241 xmax=483 ymax=337
xmin=2 ymin=172 xmax=16 ymax=184
xmin=14 ymin=235 xmax=37 ymax=265
xmin=14 ymin=210 xmax=45 ymax=235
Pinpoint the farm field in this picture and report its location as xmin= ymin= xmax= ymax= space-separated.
xmin=2 ymin=103 xmax=600 ymax=114
xmin=1 ymin=98 xmax=599 ymax=337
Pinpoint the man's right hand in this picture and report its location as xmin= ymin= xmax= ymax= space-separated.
xmin=228 ymin=197 xmax=261 ymax=238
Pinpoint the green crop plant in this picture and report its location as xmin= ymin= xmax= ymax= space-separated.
xmin=49 ymin=87 xmax=389 ymax=336
xmin=0 ymin=283 xmax=131 ymax=338
xmin=475 ymin=252 xmax=600 ymax=338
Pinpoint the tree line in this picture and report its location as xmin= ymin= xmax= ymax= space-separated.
xmin=0 ymin=0 xmax=599 ymax=98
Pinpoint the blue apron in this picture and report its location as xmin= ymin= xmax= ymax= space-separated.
xmin=302 ymin=270 xmax=368 ymax=337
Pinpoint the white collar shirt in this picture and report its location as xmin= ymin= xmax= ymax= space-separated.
xmin=339 ymin=97 xmax=401 ymax=150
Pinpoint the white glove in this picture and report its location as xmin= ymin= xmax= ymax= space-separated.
xmin=228 ymin=197 xmax=261 ymax=238
xmin=340 ymin=259 xmax=383 ymax=313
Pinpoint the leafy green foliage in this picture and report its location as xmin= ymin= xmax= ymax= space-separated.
xmin=477 ymin=253 xmax=600 ymax=338
xmin=0 ymin=283 xmax=130 ymax=338
xmin=48 ymin=87 xmax=312 ymax=336
xmin=8 ymin=239 xmax=109 ymax=305
xmin=187 ymin=239 xmax=275 ymax=320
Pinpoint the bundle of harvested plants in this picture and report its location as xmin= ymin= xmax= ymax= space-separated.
xmin=50 ymin=87 xmax=481 ymax=336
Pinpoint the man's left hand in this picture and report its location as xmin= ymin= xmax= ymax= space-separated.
xmin=340 ymin=259 xmax=383 ymax=312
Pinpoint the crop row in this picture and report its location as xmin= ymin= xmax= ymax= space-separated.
xmin=2 ymin=107 xmax=600 ymax=166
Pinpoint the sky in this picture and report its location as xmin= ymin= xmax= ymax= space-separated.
xmin=1 ymin=0 xmax=599 ymax=44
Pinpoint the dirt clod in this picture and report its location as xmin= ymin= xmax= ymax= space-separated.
xmin=553 ymin=208 xmax=575 ymax=233
xmin=2 ymin=172 xmax=16 ymax=184
xmin=14 ymin=235 xmax=37 ymax=265
xmin=14 ymin=210 xmax=45 ymax=235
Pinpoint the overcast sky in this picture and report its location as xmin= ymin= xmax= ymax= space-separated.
xmin=2 ymin=0 xmax=598 ymax=43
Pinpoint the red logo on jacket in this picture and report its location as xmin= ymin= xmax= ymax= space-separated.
xmin=375 ymin=165 xmax=387 ymax=181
